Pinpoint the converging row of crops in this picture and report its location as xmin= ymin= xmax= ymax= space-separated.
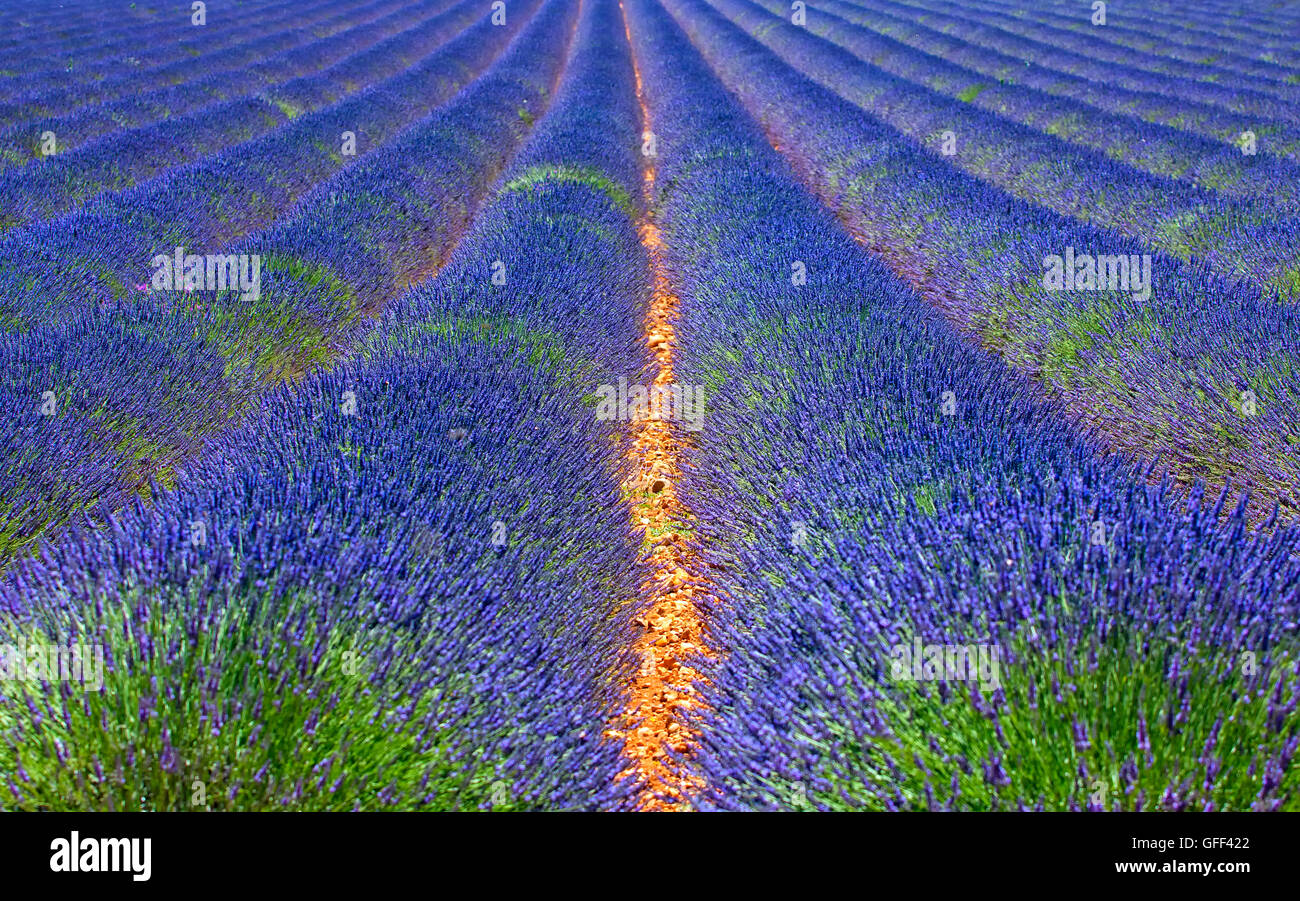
xmin=0 ymin=0 xmax=1296 ymax=811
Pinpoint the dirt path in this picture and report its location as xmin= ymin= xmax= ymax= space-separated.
xmin=608 ymin=0 xmax=712 ymax=812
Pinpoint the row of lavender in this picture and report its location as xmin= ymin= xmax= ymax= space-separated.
xmin=793 ymin=0 xmax=1300 ymax=194
xmin=852 ymin=0 xmax=1300 ymax=125
xmin=0 ymin=0 xmax=471 ymax=230
xmin=0 ymin=0 xmax=551 ymax=562
xmin=0 ymin=0 xmax=345 ymax=110
xmin=0 ymin=0 xmax=426 ymax=169
xmin=714 ymin=0 xmax=1300 ymax=297
xmin=0 ymin=0 xmax=290 ymax=77
xmin=0 ymin=0 xmax=506 ymax=330
xmin=628 ymin=0 xmax=1300 ymax=810
xmin=0 ymin=0 xmax=654 ymax=811
xmin=1124 ymin=0 xmax=1300 ymax=49
xmin=0 ymin=0 xmax=424 ymax=98
xmin=1067 ymin=0 xmax=1300 ymax=50
xmin=946 ymin=0 xmax=1300 ymax=74
xmin=885 ymin=0 xmax=1300 ymax=102
xmin=816 ymin=0 xmax=1300 ymax=162
xmin=667 ymin=0 xmax=1300 ymax=528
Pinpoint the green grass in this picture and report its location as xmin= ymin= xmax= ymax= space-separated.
xmin=1152 ymin=209 xmax=1239 ymax=263
xmin=801 ymin=625 xmax=1299 ymax=810
xmin=973 ymin=278 xmax=1040 ymax=356
xmin=0 ymin=588 xmax=515 ymax=811
xmin=198 ymin=253 xmax=360 ymax=382
xmin=0 ymin=257 xmax=360 ymax=565
xmin=1039 ymin=307 xmax=1108 ymax=390
xmin=1272 ymin=260 xmax=1300 ymax=300
xmin=500 ymin=164 xmax=635 ymax=217
xmin=911 ymin=482 xmax=941 ymax=517
xmin=311 ymin=139 xmax=343 ymax=165
xmin=374 ymin=311 xmax=573 ymax=376
xmin=271 ymin=98 xmax=302 ymax=120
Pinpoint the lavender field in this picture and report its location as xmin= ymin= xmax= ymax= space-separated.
xmin=0 ymin=0 xmax=1297 ymax=814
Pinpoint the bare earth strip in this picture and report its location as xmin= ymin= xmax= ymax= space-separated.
xmin=609 ymin=0 xmax=713 ymax=813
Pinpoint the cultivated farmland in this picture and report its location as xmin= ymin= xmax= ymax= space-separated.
xmin=0 ymin=0 xmax=1297 ymax=814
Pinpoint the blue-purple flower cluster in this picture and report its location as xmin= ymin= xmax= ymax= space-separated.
xmin=893 ymin=0 xmax=1300 ymax=115
xmin=1 ymin=0 xmax=650 ymax=811
xmin=819 ymin=0 xmax=1300 ymax=160
xmin=778 ymin=0 xmax=1300 ymax=199
xmin=0 ymin=0 xmax=500 ymax=330
xmin=710 ymin=0 xmax=1300 ymax=292
xmin=1109 ymin=0 xmax=1300 ymax=49
xmin=0 ymin=0 xmax=561 ymax=560
xmin=2 ymin=0 xmax=1297 ymax=815
xmin=0 ymin=0 xmax=446 ymax=195
xmin=0 ymin=0 xmax=297 ymax=94
xmin=968 ymin=0 xmax=1300 ymax=78
xmin=0 ymin=0 xmax=347 ymax=125
xmin=663 ymin=0 xmax=1300 ymax=526
xmin=1006 ymin=0 xmax=1300 ymax=64
xmin=628 ymin=0 xmax=1300 ymax=811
